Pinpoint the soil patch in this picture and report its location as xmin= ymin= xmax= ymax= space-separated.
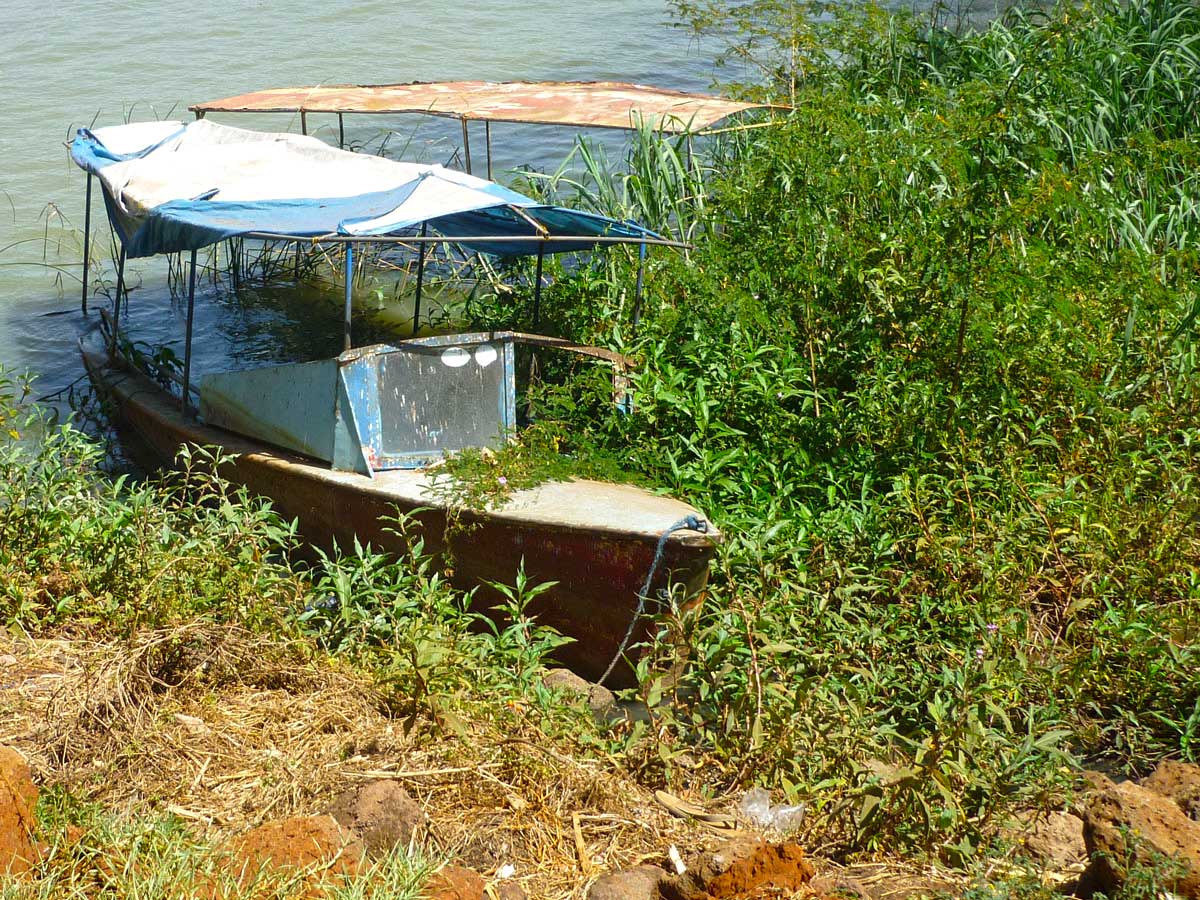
xmin=0 ymin=745 xmax=40 ymax=875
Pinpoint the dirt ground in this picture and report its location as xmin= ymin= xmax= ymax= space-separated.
xmin=0 ymin=625 xmax=966 ymax=899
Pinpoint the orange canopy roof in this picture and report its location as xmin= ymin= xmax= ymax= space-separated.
xmin=191 ymin=80 xmax=769 ymax=133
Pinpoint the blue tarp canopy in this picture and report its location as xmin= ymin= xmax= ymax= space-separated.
xmin=71 ymin=120 xmax=653 ymax=259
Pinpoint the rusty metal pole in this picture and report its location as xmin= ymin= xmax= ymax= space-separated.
xmin=632 ymin=240 xmax=647 ymax=333
xmin=412 ymin=222 xmax=428 ymax=337
xmin=81 ymin=174 xmax=93 ymax=313
xmin=181 ymin=249 xmax=197 ymax=417
xmin=113 ymin=245 xmax=127 ymax=335
xmin=485 ymin=120 xmax=493 ymax=181
xmin=343 ymin=243 xmax=354 ymax=351
xmin=532 ymin=242 xmax=545 ymax=331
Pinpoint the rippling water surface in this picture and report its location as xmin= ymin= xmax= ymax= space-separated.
xmin=0 ymin=1 xmax=721 ymax=403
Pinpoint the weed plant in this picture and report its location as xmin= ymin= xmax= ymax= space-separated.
xmin=473 ymin=0 xmax=1200 ymax=860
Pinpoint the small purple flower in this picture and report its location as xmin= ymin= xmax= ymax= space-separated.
xmin=986 ymin=623 xmax=999 ymax=633
xmin=497 ymin=475 xmax=508 ymax=486
xmin=975 ymin=647 xmax=986 ymax=659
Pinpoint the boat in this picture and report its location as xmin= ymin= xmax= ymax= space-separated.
xmin=72 ymin=119 xmax=719 ymax=686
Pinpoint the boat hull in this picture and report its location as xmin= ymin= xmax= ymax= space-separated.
xmin=82 ymin=342 xmax=718 ymax=687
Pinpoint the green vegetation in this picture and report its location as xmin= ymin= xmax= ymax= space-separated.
xmin=3 ymin=0 xmax=1199 ymax=880
xmin=484 ymin=0 xmax=1200 ymax=859
xmin=0 ymin=790 xmax=434 ymax=900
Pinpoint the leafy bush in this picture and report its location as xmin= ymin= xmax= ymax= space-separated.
xmin=494 ymin=0 xmax=1200 ymax=859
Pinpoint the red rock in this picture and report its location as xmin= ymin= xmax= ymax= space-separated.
xmin=0 ymin=746 xmax=40 ymax=876
xmin=667 ymin=839 xmax=815 ymax=899
xmin=1142 ymin=760 xmax=1200 ymax=822
xmin=425 ymin=864 xmax=486 ymax=900
xmin=225 ymin=814 xmax=363 ymax=898
xmin=1078 ymin=773 xmax=1200 ymax=899
xmin=1012 ymin=810 xmax=1086 ymax=869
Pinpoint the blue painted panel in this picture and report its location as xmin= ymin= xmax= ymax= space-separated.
xmin=200 ymin=337 xmax=519 ymax=474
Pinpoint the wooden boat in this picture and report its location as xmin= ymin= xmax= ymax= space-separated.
xmin=81 ymin=331 xmax=719 ymax=686
xmin=71 ymin=119 xmax=719 ymax=686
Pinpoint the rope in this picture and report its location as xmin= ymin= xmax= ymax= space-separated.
xmin=597 ymin=514 xmax=709 ymax=687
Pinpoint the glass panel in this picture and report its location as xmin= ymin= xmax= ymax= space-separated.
xmin=372 ymin=340 xmax=510 ymax=464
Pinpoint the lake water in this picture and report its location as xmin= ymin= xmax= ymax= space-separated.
xmin=0 ymin=0 xmax=723 ymax=405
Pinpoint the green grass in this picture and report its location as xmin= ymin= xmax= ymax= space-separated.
xmin=0 ymin=790 xmax=435 ymax=900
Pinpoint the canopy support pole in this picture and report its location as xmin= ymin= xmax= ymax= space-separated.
xmin=230 ymin=239 xmax=241 ymax=292
xmin=181 ymin=249 xmax=197 ymax=418
xmin=532 ymin=242 xmax=545 ymax=331
xmin=461 ymin=118 xmax=473 ymax=174
xmin=485 ymin=121 xmax=493 ymax=181
xmin=81 ymin=174 xmax=92 ymax=314
xmin=343 ymin=243 xmax=354 ymax=351
xmin=632 ymin=241 xmax=647 ymax=333
xmin=300 ymin=111 xmax=308 ymax=135
xmin=113 ymin=245 xmax=127 ymax=336
xmin=412 ymin=223 xmax=429 ymax=337
xmin=338 ymin=113 xmax=345 ymax=149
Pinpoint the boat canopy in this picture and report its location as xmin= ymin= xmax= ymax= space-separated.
xmin=70 ymin=119 xmax=654 ymax=259
xmin=191 ymin=80 xmax=770 ymax=133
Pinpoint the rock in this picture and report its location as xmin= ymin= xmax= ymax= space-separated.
xmin=666 ymin=839 xmax=815 ymax=900
xmin=0 ymin=746 xmax=40 ymax=875
xmin=496 ymin=882 xmax=527 ymax=900
xmin=425 ymin=864 xmax=485 ymax=900
xmin=587 ymin=865 xmax=669 ymax=900
xmin=808 ymin=873 xmax=872 ymax=899
xmin=225 ymin=815 xmax=363 ymax=897
xmin=1011 ymin=810 xmax=1086 ymax=869
xmin=542 ymin=668 xmax=616 ymax=720
xmin=1078 ymin=773 xmax=1200 ymax=899
xmin=1142 ymin=761 xmax=1200 ymax=822
xmin=327 ymin=780 xmax=424 ymax=858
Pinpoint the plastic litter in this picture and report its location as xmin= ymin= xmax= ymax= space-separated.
xmin=739 ymin=787 xmax=806 ymax=830
xmin=668 ymin=844 xmax=687 ymax=875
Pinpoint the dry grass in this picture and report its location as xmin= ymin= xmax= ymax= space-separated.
xmin=1 ymin=625 xmax=974 ymax=899
xmin=0 ymin=624 xmax=731 ymax=899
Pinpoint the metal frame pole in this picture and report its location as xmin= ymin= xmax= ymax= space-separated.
xmin=485 ymin=121 xmax=493 ymax=181
xmin=412 ymin=222 xmax=428 ymax=337
xmin=532 ymin=242 xmax=545 ymax=331
xmin=343 ymin=243 xmax=354 ymax=351
xmin=300 ymin=111 xmax=308 ymax=135
xmin=461 ymin=118 xmax=472 ymax=174
xmin=113 ymin=245 xmax=127 ymax=335
xmin=632 ymin=241 xmax=647 ymax=332
xmin=338 ymin=113 xmax=345 ymax=149
xmin=181 ymin=249 xmax=197 ymax=417
xmin=230 ymin=239 xmax=241 ymax=291
xmin=81 ymin=174 xmax=93 ymax=313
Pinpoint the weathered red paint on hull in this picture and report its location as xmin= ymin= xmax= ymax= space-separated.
xmin=82 ymin=345 xmax=718 ymax=686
